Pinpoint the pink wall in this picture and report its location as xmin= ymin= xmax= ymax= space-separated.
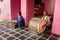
xmin=52 ymin=0 xmax=60 ymax=35
xmin=27 ymin=0 xmax=34 ymax=22
xmin=21 ymin=0 xmax=34 ymax=25
xmin=0 ymin=0 xmax=11 ymax=20
xmin=11 ymin=0 xmax=20 ymax=19
xmin=42 ymin=0 xmax=55 ymax=15
xmin=21 ymin=0 xmax=27 ymax=25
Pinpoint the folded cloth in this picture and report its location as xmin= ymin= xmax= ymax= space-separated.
xmin=38 ymin=20 xmax=46 ymax=34
xmin=39 ymin=20 xmax=46 ymax=28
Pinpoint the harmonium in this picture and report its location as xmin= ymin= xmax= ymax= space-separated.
xmin=28 ymin=17 xmax=46 ymax=34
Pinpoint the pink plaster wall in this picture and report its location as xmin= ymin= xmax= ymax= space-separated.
xmin=11 ymin=0 xmax=20 ymax=19
xmin=52 ymin=0 xmax=60 ymax=35
xmin=21 ymin=0 xmax=27 ymax=25
xmin=0 ymin=0 xmax=11 ymax=20
xmin=42 ymin=0 xmax=55 ymax=15
xmin=27 ymin=0 xmax=34 ymax=22
xmin=21 ymin=0 xmax=34 ymax=25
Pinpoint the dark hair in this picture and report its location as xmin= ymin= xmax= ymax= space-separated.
xmin=19 ymin=12 xmax=22 ymax=16
xmin=43 ymin=11 xmax=48 ymax=15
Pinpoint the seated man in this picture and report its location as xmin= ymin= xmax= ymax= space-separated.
xmin=41 ymin=11 xmax=51 ymax=26
xmin=38 ymin=11 xmax=51 ymax=34
xmin=15 ymin=12 xmax=25 ymax=28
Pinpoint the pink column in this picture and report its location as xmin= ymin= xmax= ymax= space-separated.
xmin=11 ymin=0 xmax=21 ymax=19
xmin=21 ymin=0 xmax=34 ymax=25
xmin=52 ymin=0 xmax=60 ymax=35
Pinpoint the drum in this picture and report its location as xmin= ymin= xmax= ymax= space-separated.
xmin=29 ymin=17 xmax=46 ymax=34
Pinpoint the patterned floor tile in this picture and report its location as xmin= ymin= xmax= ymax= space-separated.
xmin=20 ymin=31 xmax=26 ymax=34
xmin=15 ymin=39 xmax=19 ymax=40
xmin=24 ymin=28 xmax=30 ymax=32
xmin=0 ymin=21 xmax=59 ymax=40
xmin=20 ymin=27 xmax=26 ymax=30
xmin=7 ymin=36 xmax=15 ymax=40
xmin=2 ymin=34 xmax=9 ymax=38
xmin=15 ymin=29 xmax=21 ymax=32
xmin=0 ymin=31 xmax=4 ymax=36
xmin=31 ymin=35 xmax=38 ymax=39
xmin=42 ymin=34 xmax=49 ymax=39
xmin=49 ymin=37 xmax=57 ymax=40
xmin=13 ymin=33 xmax=21 ymax=37
xmin=1 ymin=24 xmax=4 ymax=25
xmin=26 ymin=38 xmax=33 ymax=40
xmin=52 ymin=34 xmax=60 ymax=38
xmin=4 ymin=29 xmax=11 ymax=33
xmin=0 ymin=27 xmax=3 ymax=29
xmin=38 ymin=38 xmax=46 ymax=40
xmin=0 ymin=37 xmax=3 ymax=40
xmin=25 ymin=33 xmax=32 ymax=37
xmin=19 ymin=36 xmax=27 ymax=40
xmin=9 ymin=31 xmax=16 ymax=35
xmin=45 ymin=32 xmax=52 ymax=36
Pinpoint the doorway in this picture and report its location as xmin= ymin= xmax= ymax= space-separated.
xmin=34 ymin=0 xmax=45 ymax=17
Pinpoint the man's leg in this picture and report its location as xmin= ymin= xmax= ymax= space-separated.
xmin=15 ymin=23 xmax=18 ymax=28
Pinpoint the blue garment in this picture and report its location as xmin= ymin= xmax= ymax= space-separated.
xmin=16 ymin=16 xmax=24 ymax=24
xmin=15 ymin=16 xmax=25 ymax=28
